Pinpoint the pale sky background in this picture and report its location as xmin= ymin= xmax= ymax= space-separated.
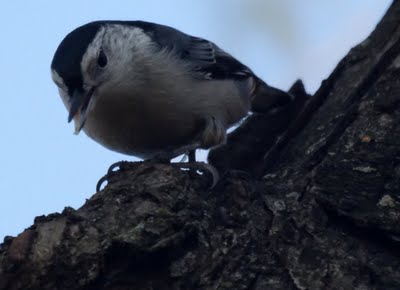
xmin=0 ymin=1 xmax=392 ymax=240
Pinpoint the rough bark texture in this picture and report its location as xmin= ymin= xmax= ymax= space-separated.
xmin=1 ymin=2 xmax=400 ymax=289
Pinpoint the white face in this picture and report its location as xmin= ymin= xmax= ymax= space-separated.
xmin=80 ymin=25 xmax=154 ymax=95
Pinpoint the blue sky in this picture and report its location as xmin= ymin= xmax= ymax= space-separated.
xmin=0 ymin=1 xmax=392 ymax=240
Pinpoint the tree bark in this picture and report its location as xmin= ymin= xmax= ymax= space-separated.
xmin=1 ymin=2 xmax=400 ymax=289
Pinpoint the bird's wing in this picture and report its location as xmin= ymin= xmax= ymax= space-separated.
xmin=178 ymin=36 xmax=254 ymax=80
xmin=132 ymin=21 xmax=254 ymax=80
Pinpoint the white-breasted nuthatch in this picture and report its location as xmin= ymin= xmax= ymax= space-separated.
xmin=51 ymin=21 xmax=290 ymax=162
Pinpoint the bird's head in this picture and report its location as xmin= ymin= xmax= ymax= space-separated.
xmin=51 ymin=21 xmax=153 ymax=134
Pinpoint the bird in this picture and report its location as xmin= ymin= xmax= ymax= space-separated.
xmin=51 ymin=20 xmax=291 ymax=183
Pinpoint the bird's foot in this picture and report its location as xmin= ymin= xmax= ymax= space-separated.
xmin=96 ymin=150 xmax=219 ymax=191
xmin=173 ymin=161 xmax=220 ymax=188
xmin=96 ymin=158 xmax=174 ymax=192
xmin=106 ymin=160 xmax=133 ymax=174
xmin=96 ymin=160 xmax=136 ymax=192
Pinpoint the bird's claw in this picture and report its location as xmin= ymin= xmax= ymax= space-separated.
xmin=96 ymin=158 xmax=219 ymax=192
xmin=173 ymin=161 xmax=220 ymax=188
xmin=107 ymin=160 xmax=130 ymax=174
xmin=96 ymin=174 xmax=109 ymax=192
xmin=96 ymin=160 xmax=132 ymax=192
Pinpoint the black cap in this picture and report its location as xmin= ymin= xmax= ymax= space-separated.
xmin=51 ymin=22 xmax=103 ymax=96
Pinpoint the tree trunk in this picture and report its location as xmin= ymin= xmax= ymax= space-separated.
xmin=1 ymin=2 xmax=400 ymax=289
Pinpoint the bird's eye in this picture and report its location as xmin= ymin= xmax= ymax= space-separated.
xmin=97 ymin=49 xmax=108 ymax=68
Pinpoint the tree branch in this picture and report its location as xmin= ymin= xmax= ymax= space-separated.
xmin=1 ymin=2 xmax=400 ymax=289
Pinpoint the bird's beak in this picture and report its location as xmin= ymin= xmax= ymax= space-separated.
xmin=68 ymin=88 xmax=95 ymax=134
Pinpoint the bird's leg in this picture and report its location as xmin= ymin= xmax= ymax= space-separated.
xmin=149 ymin=115 xmax=226 ymax=162
xmin=170 ymin=115 xmax=226 ymax=187
xmin=198 ymin=115 xmax=227 ymax=149
xmin=150 ymin=144 xmax=200 ymax=163
xmin=188 ymin=150 xmax=196 ymax=163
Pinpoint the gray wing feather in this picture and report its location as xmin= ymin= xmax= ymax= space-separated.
xmin=135 ymin=21 xmax=253 ymax=80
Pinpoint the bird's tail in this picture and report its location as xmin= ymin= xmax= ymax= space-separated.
xmin=250 ymin=77 xmax=293 ymax=113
